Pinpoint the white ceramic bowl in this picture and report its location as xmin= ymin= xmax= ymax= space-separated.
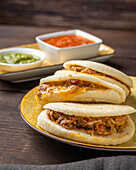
xmin=36 ymin=29 xmax=103 ymax=64
xmin=0 ymin=48 xmax=46 ymax=72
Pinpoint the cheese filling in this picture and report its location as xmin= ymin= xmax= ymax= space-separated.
xmin=47 ymin=109 xmax=128 ymax=136
xmin=37 ymin=79 xmax=107 ymax=96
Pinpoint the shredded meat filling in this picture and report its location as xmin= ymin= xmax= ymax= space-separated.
xmin=38 ymin=79 xmax=107 ymax=95
xmin=68 ymin=65 xmax=108 ymax=77
xmin=67 ymin=65 xmax=130 ymax=88
xmin=47 ymin=110 xmax=128 ymax=136
xmin=66 ymin=65 xmax=130 ymax=94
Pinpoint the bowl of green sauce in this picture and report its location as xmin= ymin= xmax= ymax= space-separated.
xmin=0 ymin=48 xmax=46 ymax=72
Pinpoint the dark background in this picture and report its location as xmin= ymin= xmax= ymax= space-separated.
xmin=0 ymin=0 xmax=136 ymax=31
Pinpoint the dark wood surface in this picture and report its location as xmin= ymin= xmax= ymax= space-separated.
xmin=0 ymin=0 xmax=136 ymax=31
xmin=0 ymin=25 xmax=136 ymax=165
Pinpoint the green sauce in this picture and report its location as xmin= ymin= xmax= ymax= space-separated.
xmin=0 ymin=53 xmax=40 ymax=64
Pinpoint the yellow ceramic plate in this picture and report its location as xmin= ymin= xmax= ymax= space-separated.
xmin=20 ymin=77 xmax=136 ymax=151
xmin=0 ymin=43 xmax=115 ymax=82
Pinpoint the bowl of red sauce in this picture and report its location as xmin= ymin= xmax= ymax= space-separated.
xmin=36 ymin=29 xmax=102 ymax=64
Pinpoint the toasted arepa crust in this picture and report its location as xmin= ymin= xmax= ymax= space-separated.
xmin=43 ymin=103 xmax=136 ymax=117
xmin=63 ymin=60 xmax=133 ymax=88
xmin=37 ymin=109 xmax=135 ymax=146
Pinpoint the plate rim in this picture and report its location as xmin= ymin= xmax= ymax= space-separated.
xmin=19 ymin=86 xmax=136 ymax=152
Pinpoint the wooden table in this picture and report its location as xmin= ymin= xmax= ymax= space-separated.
xmin=0 ymin=25 xmax=136 ymax=165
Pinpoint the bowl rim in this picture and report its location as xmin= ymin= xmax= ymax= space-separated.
xmin=36 ymin=29 xmax=103 ymax=50
xmin=0 ymin=48 xmax=46 ymax=66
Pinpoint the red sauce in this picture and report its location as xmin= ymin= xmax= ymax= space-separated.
xmin=42 ymin=35 xmax=95 ymax=48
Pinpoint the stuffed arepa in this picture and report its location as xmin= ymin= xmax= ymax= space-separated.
xmin=36 ymin=72 xmax=126 ymax=106
xmin=55 ymin=60 xmax=133 ymax=96
xmin=37 ymin=103 xmax=135 ymax=146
